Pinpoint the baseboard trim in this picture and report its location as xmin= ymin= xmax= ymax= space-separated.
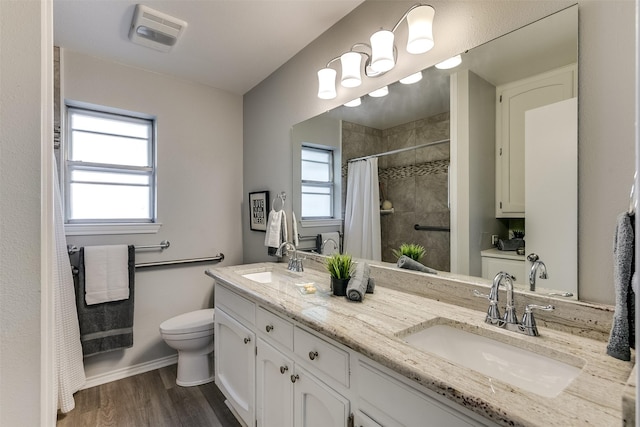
xmin=81 ymin=354 xmax=178 ymax=390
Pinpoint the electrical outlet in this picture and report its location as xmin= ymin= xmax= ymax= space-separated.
xmin=491 ymin=235 xmax=499 ymax=246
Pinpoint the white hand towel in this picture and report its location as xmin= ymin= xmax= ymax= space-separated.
xmin=292 ymin=211 xmax=299 ymax=247
xmin=84 ymin=245 xmax=130 ymax=305
xmin=264 ymin=209 xmax=283 ymax=248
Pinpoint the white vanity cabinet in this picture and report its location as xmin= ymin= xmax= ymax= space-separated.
xmin=256 ymin=336 xmax=350 ymax=427
xmin=480 ymin=248 xmax=525 ymax=285
xmin=215 ymin=280 xmax=495 ymax=427
xmin=495 ymin=64 xmax=576 ymax=217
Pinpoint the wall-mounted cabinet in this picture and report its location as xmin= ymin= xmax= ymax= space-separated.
xmin=495 ymin=64 xmax=576 ymax=217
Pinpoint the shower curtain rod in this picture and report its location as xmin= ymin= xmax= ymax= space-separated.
xmin=347 ymin=138 xmax=450 ymax=163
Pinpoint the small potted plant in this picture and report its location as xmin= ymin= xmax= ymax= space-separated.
xmin=325 ymin=253 xmax=353 ymax=296
xmin=391 ymin=243 xmax=426 ymax=262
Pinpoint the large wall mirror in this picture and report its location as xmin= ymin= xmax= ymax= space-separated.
xmin=292 ymin=5 xmax=578 ymax=298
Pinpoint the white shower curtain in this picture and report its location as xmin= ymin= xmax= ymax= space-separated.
xmin=53 ymin=158 xmax=85 ymax=412
xmin=343 ymin=158 xmax=381 ymax=260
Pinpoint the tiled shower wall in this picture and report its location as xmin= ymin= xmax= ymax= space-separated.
xmin=342 ymin=112 xmax=451 ymax=271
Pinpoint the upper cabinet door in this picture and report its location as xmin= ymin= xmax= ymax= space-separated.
xmin=525 ymin=97 xmax=578 ymax=296
xmin=496 ymin=65 xmax=576 ymax=217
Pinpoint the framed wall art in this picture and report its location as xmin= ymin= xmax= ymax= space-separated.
xmin=249 ymin=191 xmax=269 ymax=231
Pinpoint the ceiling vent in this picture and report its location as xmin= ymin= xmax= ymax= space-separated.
xmin=128 ymin=4 xmax=187 ymax=52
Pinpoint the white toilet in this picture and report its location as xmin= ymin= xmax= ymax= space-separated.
xmin=159 ymin=308 xmax=215 ymax=387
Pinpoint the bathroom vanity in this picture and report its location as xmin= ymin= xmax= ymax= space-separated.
xmin=206 ymin=260 xmax=635 ymax=427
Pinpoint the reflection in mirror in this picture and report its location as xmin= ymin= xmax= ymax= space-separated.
xmin=292 ymin=5 xmax=578 ymax=297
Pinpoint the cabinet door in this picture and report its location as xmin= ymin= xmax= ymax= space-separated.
xmin=256 ymin=338 xmax=294 ymax=427
xmin=524 ymin=98 xmax=578 ymax=295
xmin=293 ymin=366 xmax=350 ymax=427
xmin=214 ymin=308 xmax=255 ymax=427
xmin=496 ymin=65 xmax=575 ymax=216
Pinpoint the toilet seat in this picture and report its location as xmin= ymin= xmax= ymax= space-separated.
xmin=160 ymin=308 xmax=215 ymax=335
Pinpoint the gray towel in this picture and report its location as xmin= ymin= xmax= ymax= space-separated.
xmin=366 ymin=278 xmax=375 ymax=294
xmin=397 ymin=255 xmax=438 ymax=275
xmin=607 ymin=212 xmax=635 ymax=361
xmin=72 ymin=246 xmax=135 ymax=357
xmin=346 ymin=262 xmax=370 ymax=302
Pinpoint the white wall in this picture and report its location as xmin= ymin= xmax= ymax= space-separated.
xmin=451 ymin=70 xmax=503 ymax=277
xmin=243 ymin=0 xmax=636 ymax=305
xmin=0 ymin=1 xmax=45 ymax=425
xmin=62 ymin=50 xmax=243 ymax=379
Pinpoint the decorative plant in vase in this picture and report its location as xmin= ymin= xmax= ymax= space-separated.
xmin=325 ymin=253 xmax=353 ymax=296
xmin=391 ymin=243 xmax=426 ymax=262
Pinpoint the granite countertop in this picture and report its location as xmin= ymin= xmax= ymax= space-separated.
xmin=206 ymin=262 xmax=634 ymax=427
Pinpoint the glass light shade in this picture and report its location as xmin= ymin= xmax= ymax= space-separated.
xmin=317 ymin=68 xmax=337 ymax=99
xmin=340 ymin=52 xmax=362 ymax=88
xmin=406 ymin=5 xmax=435 ymax=54
xmin=344 ymin=98 xmax=361 ymax=107
xmin=369 ymin=86 xmax=389 ymax=98
xmin=370 ymin=30 xmax=395 ymax=73
xmin=399 ymin=71 xmax=423 ymax=84
xmin=435 ymin=55 xmax=462 ymax=70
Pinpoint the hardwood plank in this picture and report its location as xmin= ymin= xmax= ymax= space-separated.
xmin=168 ymin=384 xmax=223 ymax=427
xmin=56 ymin=365 xmax=238 ymax=427
xmin=199 ymin=381 xmax=242 ymax=427
xmin=158 ymin=364 xmax=178 ymax=390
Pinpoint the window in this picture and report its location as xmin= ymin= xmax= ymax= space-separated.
xmin=301 ymin=146 xmax=334 ymax=219
xmin=65 ymin=106 xmax=156 ymax=225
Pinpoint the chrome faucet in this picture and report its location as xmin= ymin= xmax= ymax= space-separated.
xmin=474 ymin=271 xmax=555 ymax=336
xmin=277 ymin=241 xmax=304 ymax=272
xmin=486 ymin=272 xmax=517 ymax=329
xmin=528 ymin=254 xmax=548 ymax=291
xmin=320 ymin=238 xmax=339 ymax=254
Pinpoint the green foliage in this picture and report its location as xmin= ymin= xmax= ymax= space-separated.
xmin=392 ymin=243 xmax=426 ymax=261
xmin=325 ymin=253 xmax=354 ymax=279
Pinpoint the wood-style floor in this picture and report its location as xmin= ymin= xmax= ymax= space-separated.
xmin=56 ymin=364 xmax=241 ymax=427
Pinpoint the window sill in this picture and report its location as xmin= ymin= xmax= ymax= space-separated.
xmin=300 ymin=219 xmax=343 ymax=228
xmin=65 ymin=222 xmax=162 ymax=236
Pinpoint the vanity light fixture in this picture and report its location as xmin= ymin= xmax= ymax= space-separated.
xmin=399 ymin=71 xmax=423 ymax=84
xmin=316 ymin=4 xmax=435 ymax=99
xmin=435 ymin=54 xmax=462 ymax=70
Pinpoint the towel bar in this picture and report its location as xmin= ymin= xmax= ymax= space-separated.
xmin=414 ymin=224 xmax=450 ymax=232
xmin=135 ymin=254 xmax=224 ymax=269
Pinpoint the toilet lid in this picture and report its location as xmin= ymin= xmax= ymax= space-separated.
xmin=160 ymin=308 xmax=215 ymax=334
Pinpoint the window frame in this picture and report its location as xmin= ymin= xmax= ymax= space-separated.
xmin=300 ymin=145 xmax=335 ymax=220
xmin=63 ymin=104 xmax=159 ymax=234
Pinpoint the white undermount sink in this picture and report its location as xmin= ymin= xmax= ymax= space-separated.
xmin=241 ymin=271 xmax=274 ymax=283
xmin=401 ymin=323 xmax=583 ymax=398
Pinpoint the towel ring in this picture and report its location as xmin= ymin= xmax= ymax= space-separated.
xmin=273 ymin=191 xmax=286 ymax=211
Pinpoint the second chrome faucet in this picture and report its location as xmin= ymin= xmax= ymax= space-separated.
xmin=474 ymin=271 xmax=554 ymax=336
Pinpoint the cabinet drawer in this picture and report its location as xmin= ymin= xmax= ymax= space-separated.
xmin=357 ymin=361 xmax=480 ymax=427
xmin=257 ymin=306 xmax=294 ymax=350
xmin=294 ymin=326 xmax=349 ymax=387
xmin=215 ymin=282 xmax=255 ymax=326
